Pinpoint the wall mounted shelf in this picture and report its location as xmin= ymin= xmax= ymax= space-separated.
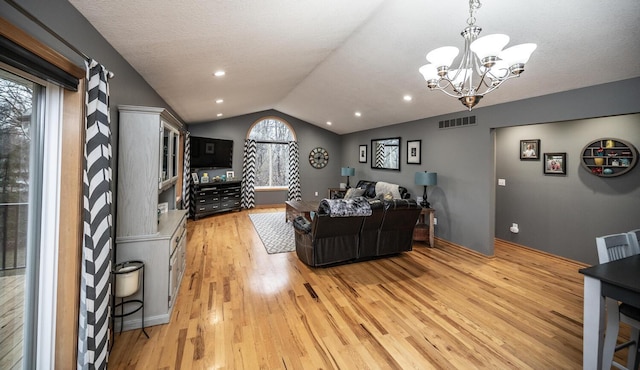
xmin=580 ymin=138 xmax=638 ymax=177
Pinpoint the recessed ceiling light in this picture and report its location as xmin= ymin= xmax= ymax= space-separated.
xmin=355 ymin=112 xmax=362 ymax=117
xmin=217 ymin=113 xmax=223 ymax=117
xmin=403 ymin=95 xmax=413 ymax=101
xmin=216 ymin=99 xmax=224 ymax=104
xmin=326 ymin=121 xmax=332 ymax=125
xmin=213 ymin=70 xmax=225 ymax=77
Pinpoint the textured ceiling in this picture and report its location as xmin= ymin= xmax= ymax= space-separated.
xmin=68 ymin=0 xmax=640 ymax=134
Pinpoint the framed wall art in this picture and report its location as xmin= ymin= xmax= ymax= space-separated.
xmin=359 ymin=144 xmax=367 ymax=163
xmin=407 ymin=140 xmax=421 ymax=164
xmin=544 ymin=152 xmax=566 ymax=175
xmin=520 ymin=139 xmax=540 ymax=160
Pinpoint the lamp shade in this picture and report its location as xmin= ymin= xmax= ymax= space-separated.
xmin=426 ymin=46 xmax=459 ymax=69
xmin=415 ymin=171 xmax=437 ymax=186
xmin=341 ymin=167 xmax=355 ymax=177
xmin=470 ymin=34 xmax=509 ymax=60
xmin=499 ymin=43 xmax=537 ymax=67
xmin=419 ymin=64 xmax=439 ymax=81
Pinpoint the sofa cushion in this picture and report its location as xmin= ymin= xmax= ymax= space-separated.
xmin=318 ymin=197 xmax=372 ymax=217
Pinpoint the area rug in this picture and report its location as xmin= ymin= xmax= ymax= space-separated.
xmin=248 ymin=212 xmax=295 ymax=254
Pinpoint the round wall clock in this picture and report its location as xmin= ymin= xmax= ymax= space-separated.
xmin=309 ymin=147 xmax=329 ymax=169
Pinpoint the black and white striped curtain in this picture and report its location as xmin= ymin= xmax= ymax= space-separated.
xmin=241 ymin=139 xmax=256 ymax=208
xmin=287 ymin=141 xmax=301 ymax=201
xmin=77 ymin=60 xmax=113 ymax=370
xmin=182 ymin=131 xmax=190 ymax=210
xmin=375 ymin=142 xmax=385 ymax=168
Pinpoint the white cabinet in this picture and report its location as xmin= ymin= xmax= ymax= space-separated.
xmin=117 ymin=105 xmax=183 ymax=237
xmin=115 ymin=211 xmax=187 ymax=330
xmin=116 ymin=105 xmax=187 ymax=331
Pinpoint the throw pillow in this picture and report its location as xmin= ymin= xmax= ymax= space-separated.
xmin=375 ymin=181 xmax=402 ymax=199
xmin=344 ymin=187 xmax=365 ymax=199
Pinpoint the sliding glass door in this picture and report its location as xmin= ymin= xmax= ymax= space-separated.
xmin=0 ymin=65 xmax=60 ymax=369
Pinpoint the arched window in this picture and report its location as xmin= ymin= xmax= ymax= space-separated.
xmin=247 ymin=117 xmax=295 ymax=188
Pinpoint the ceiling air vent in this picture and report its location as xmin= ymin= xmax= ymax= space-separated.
xmin=439 ymin=115 xmax=476 ymax=129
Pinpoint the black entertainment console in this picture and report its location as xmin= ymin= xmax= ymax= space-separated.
xmin=190 ymin=180 xmax=241 ymax=220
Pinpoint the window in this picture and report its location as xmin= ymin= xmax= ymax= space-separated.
xmin=248 ymin=117 xmax=295 ymax=189
xmin=0 ymin=65 xmax=62 ymax=369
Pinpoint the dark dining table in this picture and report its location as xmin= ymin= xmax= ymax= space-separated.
xmin=579 ymin=254 xmax=640 ymax=370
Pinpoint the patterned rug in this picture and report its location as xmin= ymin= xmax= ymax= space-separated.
xmin=248 ymin=212 xmax=295 ymax=254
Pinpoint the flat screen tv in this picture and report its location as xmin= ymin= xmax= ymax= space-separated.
xmin=190 ymin=136 xmax=233 ymax=169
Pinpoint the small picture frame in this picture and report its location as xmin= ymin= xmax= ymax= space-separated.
xmin=544 ymin=152 xmax=566 ymax=175
xmin=520 ymin=139 xmax=540 ymax=160
xmin=407 ymin=140 xmax=421 ymax=164
xmin=226 ymin=170 xmax=235 ymax=180
xmin=359 ymin=145 xmax=367 ymax=163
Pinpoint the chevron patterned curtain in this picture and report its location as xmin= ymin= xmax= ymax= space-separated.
xmin=241 ymin=139 xmax=256 ymax=208
xmin=182 ymin=131 xmax=190 ymax=211
xmin=375 ymin=142 xmax=385 ymax=168
xmin=77 ymin=60 xmax=113 ymax=370
xmin=287 ymin=141 xmax=301 ymax=201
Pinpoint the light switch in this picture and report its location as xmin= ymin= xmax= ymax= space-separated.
xmin=498 ymin=178 xmax=506 ymax=186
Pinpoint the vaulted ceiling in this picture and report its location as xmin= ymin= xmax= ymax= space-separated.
xmin=68 ymin=0 xmax=640 ymax=134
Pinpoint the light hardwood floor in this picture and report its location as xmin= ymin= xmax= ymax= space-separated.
xmin=107 ymin=206 xmax=631 ymax=369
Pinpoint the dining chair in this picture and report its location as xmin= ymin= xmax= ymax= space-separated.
xmin=628 ymin=229 xmax=640 ymax=252
xmin=595 ymin=233 xmax=640 ymax=370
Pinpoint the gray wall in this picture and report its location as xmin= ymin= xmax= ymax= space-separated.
xmin=7 ymin=0 xmax=638 ymax=263
xmin=188 ymin=110 xmax=342 ymax=204
xmin=495 ymin=115 xmax=640 ymax=265
xmin=342 ymin=78 xmax=640 ymax=262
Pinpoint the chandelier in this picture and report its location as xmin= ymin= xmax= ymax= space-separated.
xmin=419 ymin=0 xmax=536 ymax=110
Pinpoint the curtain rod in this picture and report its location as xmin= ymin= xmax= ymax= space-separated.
xmin=6 ymin=0 xmax=90 ymax=61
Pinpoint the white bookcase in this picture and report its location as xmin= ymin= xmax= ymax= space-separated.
xmin=115 ymin=105 xmax=187 ymax=330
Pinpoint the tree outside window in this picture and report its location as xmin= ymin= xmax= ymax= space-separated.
xmin=248 ymin=118 xmax=294 ymax=188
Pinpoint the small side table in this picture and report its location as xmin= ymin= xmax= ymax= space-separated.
xmin=414 ymin=207 xmax=435 ymax=247
xmin=327 ymin=187 xmax=347 ymax=199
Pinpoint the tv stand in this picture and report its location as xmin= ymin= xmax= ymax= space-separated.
xmin=191 ymin=180 xmax=241 ymax=220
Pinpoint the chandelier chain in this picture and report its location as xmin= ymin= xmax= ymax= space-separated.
xmin=467 ymin=0 xmax=481 ymax=26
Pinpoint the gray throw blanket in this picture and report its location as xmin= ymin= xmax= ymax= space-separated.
xmin=318 ymin=197 xmax=372 ymax=217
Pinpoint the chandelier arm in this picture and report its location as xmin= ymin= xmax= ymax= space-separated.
xmin=434 ymin=87 xmax=465 ymax=99
xmin=434 ymin=78 xmax=465 ymax=98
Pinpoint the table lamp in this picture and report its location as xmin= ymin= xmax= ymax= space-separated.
xmin=415 ymin=171 xmax=437 ymax=208
xmin=341 ymin=167 xmax=355 ymax=188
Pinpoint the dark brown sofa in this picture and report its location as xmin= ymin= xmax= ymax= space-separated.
xmin=294 ymin=198 xmax=421 ymax=267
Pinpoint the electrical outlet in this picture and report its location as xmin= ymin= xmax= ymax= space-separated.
xmin=498 ymin=178 xmax=506 ymax=186
xmin=433 ymin=217 xmax=437 ymax=225
xmin=314 ymin=191 xmax=318 ymax=196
